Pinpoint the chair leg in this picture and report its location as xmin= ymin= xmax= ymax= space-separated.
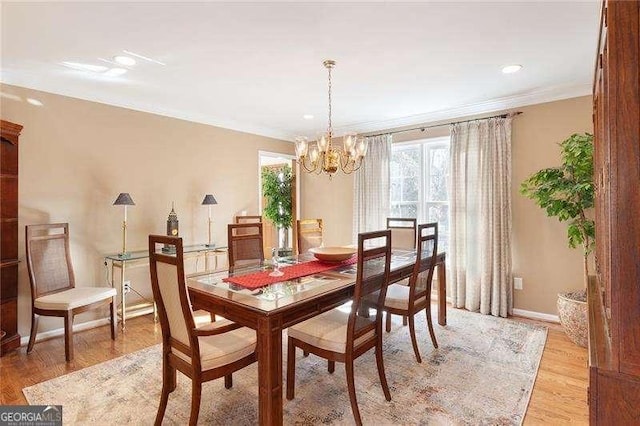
xmin=225 ymin=374 xmax=233 ymax=389
xmin=426 ymin=305 xmax=438 ymax=349
xmin=64 ymin=311 xmax=74 ymax=362
xmin=110 ymin=297 xmax=117 ymax=340
xmin=27 ymin=313 xmax=39 ymax=354
xmin=375 ymin=337 xmax=392 ymax=401
xmin=345 ymin=358 xmax=363 ymax=426
xmin=155 ymin=358 xmax=173 ymax=426
xmin=189 ymin=379 xmax=202 ymax=426
xmin=168 ymin=364 xmax=177 ymax=392
xmin=402 ymin=316 xmax=408 ymax=326
xmin=328 ymin=360 xmax=335 ymax=374
xmin=286 ymin=337 xmax=296 ymax=400
xmin=385 ymin=312 xmax=392 ymax=333
xmin=408 ymin=314 xmax=422 ymax=363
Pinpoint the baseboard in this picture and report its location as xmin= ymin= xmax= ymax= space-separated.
xmin=19 ymin=317 xmax=111 ymax=347
xmin=512 ymin=308 xmax=560 ymax=323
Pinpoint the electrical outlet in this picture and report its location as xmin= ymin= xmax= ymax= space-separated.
xmin=123 ymin=280 xmax=131 ymax=293
xmin=514 ymin=277 xmax=523 ymax=290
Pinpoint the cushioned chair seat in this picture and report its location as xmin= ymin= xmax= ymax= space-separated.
xmin=288 ymin=309 xmax=375 ymax=354
xmin=173 ymin=320 xmax=256 ymax=371
xmin=384 ymin=284 xmax=427 ymax=311
xmin=34 ymin=287 xmax=116 ymax=310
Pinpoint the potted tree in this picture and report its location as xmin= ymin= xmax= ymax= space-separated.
xmin=520 ymin=133 xmax=594 ymax=347
xmin=262 ymin=164 xmax=293 ymax=257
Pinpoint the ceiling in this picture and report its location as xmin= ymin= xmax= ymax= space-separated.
xmin=0 ymin=2 xmax=600 ymax=141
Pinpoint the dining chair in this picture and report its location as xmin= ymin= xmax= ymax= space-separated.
xmin=25 ymin=223 xmax=117 ymax=362
xmin=296 ymin=218 xmax=324 ymax=255
xmin=387 ymin=217 xmax=417 ymax=250
xmin=383 ymin=223 xmax=439 ymax=363
xmin=385 ymin=218 xmax=417 ymax=328
xmin=149 ymin=235 xmax=257 ymax=426
xmin=233 ymin=215 xmax=262 ymax=235
xmin=227 ymin=222 xmax=264 ymax=269
xmin=287 ymin=229 xmax=393 ymax=426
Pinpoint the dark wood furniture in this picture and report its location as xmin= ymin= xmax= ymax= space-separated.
xmin=187 ymin=249 xmax=446 ymax=425
xmin=234 ymin=215 xmax=262 ymax=225
xmin=286 ymin=230 xmax=392 ymax=426
xmin=25 ymin=223 xmax=117 ymax=361
xmin=296 ymin=218 xmax=323 ymax=255
xmin=590 ymin=0 xmax=640 ymax=423
xmin=227 ymin=222 xmax=264 ymax=269
xmin=383 ymin=223 xmax=438 ymax=363
xmin=149 ymin=235 xmax=257 ymax=426
xmin=0 ymin=120 xmax=22 ymax=356
xmin=387 ymin=217 xmax=417 ymax=250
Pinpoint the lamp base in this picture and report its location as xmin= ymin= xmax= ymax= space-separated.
xmin=118 ymin=252 xmax=132 ymax=259
xmin=205 ymin=243 xmax=216 ymax=248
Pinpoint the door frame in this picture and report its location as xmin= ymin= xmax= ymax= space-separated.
xmin=258 ymin=150 xmax=300 ymax=254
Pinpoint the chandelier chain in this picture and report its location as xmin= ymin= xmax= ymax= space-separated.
xmin=327 ymin=65 xmax=332 ymax=138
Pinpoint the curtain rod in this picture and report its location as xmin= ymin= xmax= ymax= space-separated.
xmin=365 ymin=111 xmax=522 ymax=138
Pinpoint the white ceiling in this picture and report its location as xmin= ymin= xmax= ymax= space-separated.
xmin=0 ymin=2 xmax=600 ymax=141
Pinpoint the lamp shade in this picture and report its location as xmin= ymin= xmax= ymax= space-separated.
xmin=202 ymin=194 xmax=218 ymax=205
xmin=113 ymin=193 xmax=135 ymax=205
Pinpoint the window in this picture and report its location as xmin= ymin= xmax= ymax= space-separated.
xmin=390 ymin=137 xmax=450 ymax=251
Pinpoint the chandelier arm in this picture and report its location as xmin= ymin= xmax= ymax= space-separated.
xmin=299 ymin=156 xmax=318 ymax=173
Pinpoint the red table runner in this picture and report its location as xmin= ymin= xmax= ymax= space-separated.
xmin=224 ymin=257 xmax=357 ymax=289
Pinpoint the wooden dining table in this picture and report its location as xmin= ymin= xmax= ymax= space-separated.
xmin=187 ymin=250 xmax=446 ymax=426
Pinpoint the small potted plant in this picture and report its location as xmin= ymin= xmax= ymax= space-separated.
xmin=262 ymin=164 xmax=293 ymax=257
xmin=520 ymin=133 xmax=594 ymax=347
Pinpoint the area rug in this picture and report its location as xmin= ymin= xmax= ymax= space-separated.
xmin=23 ymin=308 xmax=547 ymax=425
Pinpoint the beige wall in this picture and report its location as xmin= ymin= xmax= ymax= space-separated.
xmin=1 ymin=84 xmax=294 ymax=337
xmin=302 ymin=95 xmax=593 ymax=316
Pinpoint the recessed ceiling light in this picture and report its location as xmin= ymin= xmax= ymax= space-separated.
xmin=113 ymin=55 xmax=136 ymax=66
xmin=104 ymin=68 xmax=128 ymax=77
xmin=502 ymin=64 xmax=523 ymax=74
xmin=61 ymin=62 xmax=108 ymax=73
xmin=26 ymin=98 xmax=43 ymax=106
xmin=303 ymin=114 xmax=314 ymax=120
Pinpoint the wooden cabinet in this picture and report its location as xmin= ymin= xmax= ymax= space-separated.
xmin=590 ymin=0 xmax=640 ymax=423
xmin=0 ymin=119 xmax=22 ymax=356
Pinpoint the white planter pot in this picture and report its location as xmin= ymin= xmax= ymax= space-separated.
xmin=557 ymin=289 xmax=588 ymax=347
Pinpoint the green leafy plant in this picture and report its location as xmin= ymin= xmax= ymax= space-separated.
xmin=520 ymin=133 xmax=595 ymax=285
xmin=262 ymin=164 xmax=293 ymax=232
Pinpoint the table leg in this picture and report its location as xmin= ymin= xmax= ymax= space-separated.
xmin=437 ymin=260 xmax=447 ymax=326
xmin=121 ymin=262 xmax=127 ymax=331
xmin=257 ymin=315 xmax=283 ymax=425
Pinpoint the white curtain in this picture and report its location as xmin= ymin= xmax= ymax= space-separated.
xmin=449 ymin=117 xmax=513 ymax=317
xmin=353 ymin=134 xmax=392 ymax=241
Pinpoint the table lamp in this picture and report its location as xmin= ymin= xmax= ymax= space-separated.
xmin=202 ymin=194 xmax=217 ymax=247
xmin=113 ymin=193 xmax=135 ymax=258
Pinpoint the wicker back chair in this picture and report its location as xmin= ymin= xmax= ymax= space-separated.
xmin=25 ymin=223 xmax=117 ymax=361
xmin=227 ymin=222 xmax=264 ymax=269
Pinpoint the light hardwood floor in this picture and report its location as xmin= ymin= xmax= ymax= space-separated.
xmin=0 ymin=310 xmax=588 ymax=424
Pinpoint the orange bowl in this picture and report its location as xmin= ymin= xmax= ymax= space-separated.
xmin=308 ymin=246 xmax=356 ymax=262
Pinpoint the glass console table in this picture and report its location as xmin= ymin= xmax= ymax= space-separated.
xmin=104 ymin=244 xmax=227 ymax=330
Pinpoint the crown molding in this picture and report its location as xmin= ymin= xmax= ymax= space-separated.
xmin=0 ymin=78 xmax=295 ymax=142
xmin=334 ymin=83 xmax=592 ymax=136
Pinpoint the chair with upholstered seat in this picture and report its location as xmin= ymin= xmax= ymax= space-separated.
xmin=286 ymin=229 xmax=392 ymax=426
xmin=149 ymin=235 xmax=257 ymax=426
xmin=383 ymin=223 xmax=439 ymax=363
xmin=227 ymin=222 xmax=264 ymax=269
xmin=25 ymin=223 xmax=117 ymax=362
xmin=296 ymin=218 xmax=324 ymax=255
xmin=385 ymin=218 xmax=417 ymax=330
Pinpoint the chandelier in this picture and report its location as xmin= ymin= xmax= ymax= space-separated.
xmin=295 ymin=60 xmax=368 ymax=177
